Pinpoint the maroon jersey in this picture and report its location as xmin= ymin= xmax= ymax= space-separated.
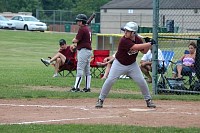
xmin=115 ymin=35 xmax=143 ymax=65
xmin=59 ymin=46 xmax=75 ymax=60
xmin=76 ymin=25 xmax=92 ymax=50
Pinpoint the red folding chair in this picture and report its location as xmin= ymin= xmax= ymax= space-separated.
xmin=90 ymin=50 xmax=110 ymax=78
xmin=58 ymin=52 xmax=77 ymax=77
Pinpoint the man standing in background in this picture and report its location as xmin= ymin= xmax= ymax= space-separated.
xmin=70 ymin=14 xmax=92 ymax=92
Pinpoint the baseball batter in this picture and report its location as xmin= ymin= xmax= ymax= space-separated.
xmin=70 ymin=14 xmax=92 ymax=92
xmin=95 ymin=22 xmax=156 ymax=108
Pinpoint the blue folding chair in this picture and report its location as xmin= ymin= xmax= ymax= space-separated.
xmin=157 ymin=50 xmax=175 ymax=90
xmin=162 ymin=50 xmax=175 ymax=70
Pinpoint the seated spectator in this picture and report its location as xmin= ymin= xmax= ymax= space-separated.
xmin=97 ymin=54 xmax=115 ymax=79
xmin=172 ymin=42 xmax=196 ymax=79
xmin=41 ymin=39 xmax=76 ymax=77
xmin=140 ymin=47 xmax=164 ymax=83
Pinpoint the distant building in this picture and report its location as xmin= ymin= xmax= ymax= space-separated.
xmin=100 ymin=0 xmax=200 ymax=34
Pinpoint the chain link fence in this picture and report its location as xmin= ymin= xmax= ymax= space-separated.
xmin=36 ymin=10 xmax=100 ymax=33
xmin=157 ymin=1 xmax=200 ymax=94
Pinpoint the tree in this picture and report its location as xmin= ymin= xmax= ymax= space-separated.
xmin=0 ymin=0 xmax=40 ymax=14
xmin=71 ymin=0 xmax=110 ymax=23
xmin=40 ymin=0 xmax=76 ymax=11
xmin=72 ymin=0 xmax=110 ymax=15
xmin=0 ymin=0 xmax=111 ymax=23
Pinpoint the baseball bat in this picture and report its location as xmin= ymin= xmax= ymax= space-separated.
xmin=86 ymin=13 xmax=96 ymax=25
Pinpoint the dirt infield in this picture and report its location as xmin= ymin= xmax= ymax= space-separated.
xmin=0 ymin=98 xmax=200 ymax=128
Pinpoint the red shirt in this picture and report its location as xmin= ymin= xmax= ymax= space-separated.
xmin=59 ymin=46 xmax=75 ymax=60
xmin=76 ymin=25 xmax=92 ymax=50
xmin=115 ymin=35 xmax=143 ymax=65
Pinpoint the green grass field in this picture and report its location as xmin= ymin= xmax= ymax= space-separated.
xmin=0 ymin=30 xmax=200 ymax=132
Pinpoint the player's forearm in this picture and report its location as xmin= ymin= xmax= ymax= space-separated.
xmin=140 ymin=46 xmax=150 ymax=54
xmin=72 ymin=38 xmax=79 ymax=43
xmin=130 ymin=43 xmax=151 ymax=51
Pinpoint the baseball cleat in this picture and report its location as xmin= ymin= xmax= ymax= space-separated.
xmin=41 ymin=58 xmax=50 ymax=67
xmin=81 ymin=88 xmax=91 ymax=92
xmin=69 ymin=87 xmax=80 ymax=92
xmin=146 ymin=99 xmax=156 ymax=108
xmin=95 ymin=99 xmax=103 ymax=108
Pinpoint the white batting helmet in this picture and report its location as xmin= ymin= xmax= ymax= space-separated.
xmin=123 ymin=22 xmax=138 ymax=32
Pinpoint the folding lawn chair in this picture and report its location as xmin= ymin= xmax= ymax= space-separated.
xmin=90 ymin=50 xmax=110 ymax=78
xmin=157 ymin=50 xmax=175 ymax=90
xmin=58 ymin=52 xmax=77 ymax=77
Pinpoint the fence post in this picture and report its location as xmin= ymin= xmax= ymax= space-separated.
xmin=152 ymin=0 xmax=159 ymax=95
xmin=195 ymin=38 xmax=200 ymax=80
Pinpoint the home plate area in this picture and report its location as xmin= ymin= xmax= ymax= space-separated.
xmin=0 ymin=98 xmax=199 ymax=128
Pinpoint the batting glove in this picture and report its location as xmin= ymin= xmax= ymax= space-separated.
xmin=144 ymin=37 xmax=151 ymax=43
xmin=150 ymin=39 xmax=156 ymax=45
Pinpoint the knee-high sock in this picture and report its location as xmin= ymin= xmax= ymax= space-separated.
xmin=85 ymin=75 xmax=91 ymax=89
xmin=74 ymin=77 xmax=82 ymax=89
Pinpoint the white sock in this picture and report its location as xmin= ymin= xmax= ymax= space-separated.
xmin=85 ymin=75 xmax=91 ymax=89
xmin=74 ymin=77 xmax=82 ymax=89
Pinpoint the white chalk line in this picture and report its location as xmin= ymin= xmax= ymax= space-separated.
xmin=0 ymin=103 xmax=90 ymax=110
xmin=146 ymin=111 xmax=199 ymax=115
xmin=128 ymin=108 xmax=156 ymax=112
xmin=128 ymin=108 xmax=199 ymax=115
xmin=0 ymin=103 xmax=122 ymax=125
xmin=0 ymin=115 xmax=122 ymax=125
xmin=0 ymin=103 xmax=137 ymax=110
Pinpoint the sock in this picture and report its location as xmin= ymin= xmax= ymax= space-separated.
xmin=85 ymin=75 xmax=91 ymax=89
xmin=74 ymin=77 xmax=82 ymax=89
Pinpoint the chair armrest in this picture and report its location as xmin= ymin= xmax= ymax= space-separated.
xmin=168 ymin=60 xmax=176 ymax=64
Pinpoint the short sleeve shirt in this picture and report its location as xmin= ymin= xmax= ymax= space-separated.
xmin=76 ymin=25 xmax=92 ymax=50
xmin=115 ymin=35 xmax=143 ymax=65
xmin=59 ymin=46 xmax=75 ymax=60
xmin=141 ymin=49 xmax=165 ymax=66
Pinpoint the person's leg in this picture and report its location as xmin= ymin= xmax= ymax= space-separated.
xmin=172 ymin=66 xmax=178 ymax=78
xmin=71 ymin=49 xmax=91 ymax=92
xmin=82 ymin=49 xmax=92 ymax=92
xmin=41 ymin=52 xmax=66 ymax=67
xmin=101 ymin=63 xmax=112 ymax=79
xmin=128 ymin=62 xmax=156 ymax=108
xmin=140 ymin=64 xmax=152 ymax=82
xmin=176 ymin=65 xmax=183 ymax=78
xmin=95 ymin=60 xmax=125 ymax=108
xmin=72 ymin=51 xmax=83 ymax=91
xmin=50 ymin=53 xmax=66 ymax=64
xmin=53 ymin=58 xmax=62 ymax=77
xmin=172 ymin=60 xmax=183 ymax=78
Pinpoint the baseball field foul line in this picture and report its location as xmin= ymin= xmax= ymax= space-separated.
xmin=0 ymin=115 xmax=121 ymax=125
xmin=0 ymin=103 xmax=89 ymax=110
xmin=0 ymin=103 xmax=122 ymax=125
